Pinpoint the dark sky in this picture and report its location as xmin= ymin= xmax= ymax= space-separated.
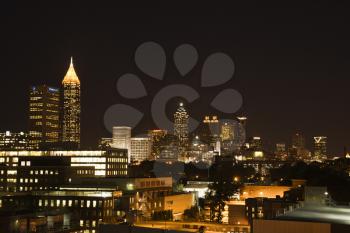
xmin=1 ymin=3 xmax=350 ymax=155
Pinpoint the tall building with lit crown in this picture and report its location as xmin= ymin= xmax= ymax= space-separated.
xmin=173 ymin=102 xmax=189 ymax=146
xmin=28 ymin=85 xmax=60 ymax=148
xmin=62 ymin=57 xmax=81 ymax=148
xmin=313 ymin=136 xmax=327 ymax=160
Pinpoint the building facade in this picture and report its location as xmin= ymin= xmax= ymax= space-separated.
xmin=148 ymin=129 xmax=167 ymax=159
xmin=28 ymin=85 xmax=60 ymax=149
xmin=130 ymin=137 xmax=152 ymax=164
xmin=0 ymin=131 xmax=31 ymax=150
xmin=112 ymin=126 xmax=131 ymax=162
xmin=313 ymin=136 xmax=327 ymax=161
xmin=62 ymin=58 xmax=81 ymax=148
xmin=173 ymin=103 xmax=189 ymax=146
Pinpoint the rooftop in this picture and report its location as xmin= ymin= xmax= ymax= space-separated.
xmin=277 ymin=205 xmax=350 ymax=225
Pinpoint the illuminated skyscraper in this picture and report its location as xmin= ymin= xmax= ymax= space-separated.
xmin=28 ymin=85 xmax=60 ymax=148
xmin=112 ymin=126 xmax=131 ymax=162
xmin=198 ymin=116 xmax=220 ymax=145
xmin=174 ymin=102 xmax=189 ymax=146
xmin=313 ymin=136 xmax=327 ymax=160
xmin=220 ymin=121 xmax=234 ymax=141
xmin=290 ymin=132 xmax=310 ymax=160
xmin=292 ymin=132 xmax=305 ymax=150
xmin=148 ymin=129 xmax=167 ymax=158
xmin=237 ymin=116 xmax=247 ymax=131
xmin=62 ymin=57 xmax=81 ymax=148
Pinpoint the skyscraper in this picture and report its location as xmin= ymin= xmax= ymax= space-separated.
xmin=292 ymin=132 xmax=305 ymax=150
xmin=62 ymin=57 xmax=81 ymax=148
xmin=198 ymin=116 xmax=220 ymax=145
xmin=112 ymin=126 xmax=131 ymax=162
xmin=148 ymin=129 xmax=167 ymax=159
xmin=313 ymin=136 xmax=327 ymax=160
xmin=173 ymin=102 xmax=189 ymax=146
xmin=291 ymin=132 xmax=310 ymax=160
xmin=28 ymin=85 xmax=60 ymax=148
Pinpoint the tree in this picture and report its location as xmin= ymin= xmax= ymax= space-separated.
xmin=205 ymin=179 xmax=239 ymax=223
xmin=184 ymin=206 xmax=200 ymax=221
xmin=151 ymin=210 xmax=173 ymax=221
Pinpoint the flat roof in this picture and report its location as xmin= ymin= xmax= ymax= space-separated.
xmin=277 ymin=205 xmax=350 ymax=225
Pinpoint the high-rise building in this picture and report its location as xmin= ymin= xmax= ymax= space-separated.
xmin=62 ymin=57 xmax=81 ymax=148
xmin=0 ymin=131 xmax=31 ymax=150
xmin=237 ymin=116 xmax=247 ymax=144
xmin=130 ymin=137 xmax=152 ymax=164
xmin=313 ymin=136 xmax=327 ymax=160
xmin=112 ymin=126 xmax=131 ymax=162
xmin=173 ymin=102 xmax=189 ymax=146
xmin=249 ymin=136 xmax=263 ymax=151
xmin=148 ymin=129 xmax=167 ymax=159
xmin=275 ymin=143 xmax=286 ymax=153
xmin=290 ymin=132 xmax=310 ymax=160
xmin=197 ymin=116 xmax=220 ymax=145
xmin=275 ymin=143 xmax=287 ymax=159
xmin=28 ymin=85 xmax=60 ymax=149
xmin=292 ymin=132 xmax=305 ymax=150
xmin=237 ymin=116 xmax=247 ymax=131
xmin=220 ymin=121 xmax=234 ymax=141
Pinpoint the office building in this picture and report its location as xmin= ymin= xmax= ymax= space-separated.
xmin=148 ymin=129 xmax=167 ymax=159
xmin=62 ymin=57 xmax=81 ymax=148
xmin=28 ymin=85 xmax=60 ymax=149
xmin=98 ymin=137 xmax=113 ymax=149
xmin=292 ymin=132 xmax=305 ymax=149
xmin=313 ymin=136 xmax=327 ymax=161
xmin=130 ymin=137 xmax=151 ymax=164
xmin=0 ymin=131 xmax=31 ymax=150
xmin=112 ymin=126 xmax=131 ymax=162
xmin=173 ymin=102 xmax=189 ymax=146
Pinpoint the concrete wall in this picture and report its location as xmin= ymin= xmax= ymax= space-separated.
xmin=253 ymin=219 xmax=331 ymax=233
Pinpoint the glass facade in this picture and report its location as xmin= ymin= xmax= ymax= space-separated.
xmin=28 ymin=85 xmax=60 ymax=149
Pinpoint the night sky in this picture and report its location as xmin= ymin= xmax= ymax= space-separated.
xmin=1 ymin=3 xmax=350 ymax=155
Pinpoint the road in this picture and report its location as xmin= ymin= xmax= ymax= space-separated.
xmin=135 ymin=221 xmax=250 ymax=233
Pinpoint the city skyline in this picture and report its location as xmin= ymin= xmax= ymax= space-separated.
xmin=1 ymin=4 xmax=350 ymax=155
xmin=2 ymin=4 xmax=350 ymax=233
